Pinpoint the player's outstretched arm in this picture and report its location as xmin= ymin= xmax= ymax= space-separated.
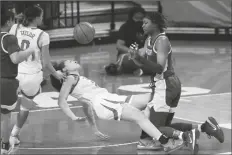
xmin=41 ymin=44 xmax=64 ymax=80
xmin=58 ymin=76 xmax=80 ymax=120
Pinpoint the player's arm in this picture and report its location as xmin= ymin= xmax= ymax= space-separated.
xmin=40 ymin=32 xmax=64 ymax=80
xmin=58 ymin=76 xmax=79 ymax=120
xmin=132 ymin=37 xmax=170 ymax=74
xmin=78 ymin=98 xmax=98 ymax=131
xmin=6 ymin=35 xmax=34 ymax=64
xmin=79 ymin=97 xmax=110 ymax=139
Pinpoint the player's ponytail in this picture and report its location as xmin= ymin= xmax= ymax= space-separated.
xmin=50 ymin=61 xmax=66 ymax=92
xmin=22 ymin=5 xmax=43 ymax=26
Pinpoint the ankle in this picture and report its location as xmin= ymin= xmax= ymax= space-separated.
xmin=1 ymin=141 xmax=10 ymax=150
xmin=11 ymin=125 xmax=21 ymax=137
xmin=158 ymin=135 xmax=169 ymax=144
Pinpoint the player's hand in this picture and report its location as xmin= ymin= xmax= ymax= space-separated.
xmin=94 ymin=131 xmax=110 ymax=140
xmin=55 ymin=70 xmax=66 ymax=81
xmin=129 ymin=42 xmax=139 ymax=60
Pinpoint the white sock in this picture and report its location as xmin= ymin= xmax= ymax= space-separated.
xmin=11 ymin=125 xmax=21 ymax=137
xmin=178 ymin=132 xmax=183 ymax=140
xmin=198 ymin=124 xmax=202 ymax=132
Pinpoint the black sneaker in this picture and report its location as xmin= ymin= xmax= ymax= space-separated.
xmin=203 ymin=117 xmax=224 ymax=143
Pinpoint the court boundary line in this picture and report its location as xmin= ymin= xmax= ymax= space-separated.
xmin=17 ymin=92 xmax=231 ymax=150
xmin=18 ymin=141 xmax=138 ymax=150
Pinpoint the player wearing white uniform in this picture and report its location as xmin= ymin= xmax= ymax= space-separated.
xmin=8 ymin=6 xmax=64 ymax=147
xmin=9 ymin=23 xmax=46 ymax=97
xmin=49 ymin=60 xmax=201 ymax=154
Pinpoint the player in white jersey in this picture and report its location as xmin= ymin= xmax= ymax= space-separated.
xmin=8 ymin=5 xmax=64 ymax=146
xmin=49 ymin=60 xmax=208 ymax=154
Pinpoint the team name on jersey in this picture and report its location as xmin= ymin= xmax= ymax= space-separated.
xmin=20 ymin=30 xmax=35 ymax=39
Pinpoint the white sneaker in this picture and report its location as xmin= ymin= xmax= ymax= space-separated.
xmin=1 ymin=148 xmax=9 ymax=154
xmin=9 ymin=136 xmax=20 ymax=148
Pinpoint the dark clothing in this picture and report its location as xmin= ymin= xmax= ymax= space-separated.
xmin=117 ymin=20 xmax=145 ymax=57
xmin=0 ymin=32 xmax=20 ymax=78
xmin=1 ymin=78 xmax=19 ymax=114
xmin=1 ymin=32 xmax=20 ymax=113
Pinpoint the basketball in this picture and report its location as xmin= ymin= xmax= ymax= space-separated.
xmin=73 ymin=22 xmax=95 ymax=44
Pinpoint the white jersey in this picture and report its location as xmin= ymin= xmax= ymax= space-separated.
xmin=70 ymin=76 xmax=127 ymax=103
xmin=9 ymin=24 xmax=50 ymax=74
xmin=71 ymin=76 xmax=108 ymax=100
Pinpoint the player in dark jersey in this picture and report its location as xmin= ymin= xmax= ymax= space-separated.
xmin=129 ymin=12 xmax=224 ymax=154
xmin=1 ymin=9 xmax=35 ymax=154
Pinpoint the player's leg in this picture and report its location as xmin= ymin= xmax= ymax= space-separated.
xmin=166 ymin=89 xmax=224 ymax=143
xmin=120 ymin=104 xmax=185 ymax=153
xmin=170 ymin=117 xmax=224 ymax=143
xmin=128 ymin=93 xmax=152 ymax=110
xmin=1 ymin=78 xmax=19 ymax=154
xmin=117 ymin=53 xmax=142 ymax=75
xmin=138 ymin=76 xmax=181 ymax=149
xmin=94 ymin=98 xmax=184 ymax=154
xmin=10 ymin=72 xmax=43 ymax=146
xmin=1 ymin=113 xmax=11 ymax=155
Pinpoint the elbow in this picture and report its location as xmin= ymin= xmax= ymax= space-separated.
xmin=10 ymin=56 xmax=19 ymax=64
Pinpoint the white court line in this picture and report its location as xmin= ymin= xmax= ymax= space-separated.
xmin=219 ymin=152 xmax=232 ymax=154
xmin=181 ymin=92 xmax=231 ymax=99
xmin=19 ymin=141 xmax=138 ymax=150
xmin=12 ymin=106 xmax=82 ymax=114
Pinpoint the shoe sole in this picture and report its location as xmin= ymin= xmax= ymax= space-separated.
xmin=165 ymin=143 xmax=185 ymax=154
xmin=137 ymin=145 xmax=163 ymax=150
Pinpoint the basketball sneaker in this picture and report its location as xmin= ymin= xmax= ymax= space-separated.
xmin=184 ymin=129 xmax=200 ymax=154
xmin=137 ymin=139 xmax=162 ymax=150
xmin=162 ymin=138 xmax=185 ymax=154
xmin=202 ymin=117 xmax=224 ymax=143
xmin=9 ymin=135 xmax=20 ymax=147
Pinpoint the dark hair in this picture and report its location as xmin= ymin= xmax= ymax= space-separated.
xmin=50 ymin=61 xmax=65 ymax=92
xmin=128 ymin=6 xmax=146 ymax=21
xmin=22 ymin=5 xmax=43 ymax=26
xmin=1 ymin=9 xmax=15 ymax=26
xmin=145 ymin=12 xmax=167 ymax=32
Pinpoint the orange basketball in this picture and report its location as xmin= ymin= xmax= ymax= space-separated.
xmin=73 ymin=22 xmax=95 ymax=44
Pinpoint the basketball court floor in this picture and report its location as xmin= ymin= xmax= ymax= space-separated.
xmin=9 ymin=40 xmax=231 ymax=154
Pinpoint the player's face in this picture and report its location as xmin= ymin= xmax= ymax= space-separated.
xmin=64 ymin=60 xmax=81 ymax=72
xmin=142 ymin=18 xmax=156 ymax=35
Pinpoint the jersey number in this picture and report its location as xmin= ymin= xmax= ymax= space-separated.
xmin=20 ymin=40 xmax=35 ymax=61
